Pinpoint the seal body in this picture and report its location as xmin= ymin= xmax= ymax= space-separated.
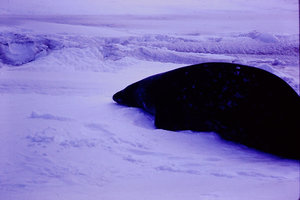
xmin=113 ymin=62 xmax=299 ymax=160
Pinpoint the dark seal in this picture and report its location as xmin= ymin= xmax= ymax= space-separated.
xmin=113 ymin=62 xmax=299 ymax=160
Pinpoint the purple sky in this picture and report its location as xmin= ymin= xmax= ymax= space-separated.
xmin=0 ymin=0 xmax=298 ymax=15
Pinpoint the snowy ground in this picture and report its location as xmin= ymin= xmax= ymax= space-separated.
xmin=0 ymin=1 xmax=299 ymax=199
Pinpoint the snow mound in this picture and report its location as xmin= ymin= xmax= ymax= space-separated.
xmin=0 ymin=33 xmax=63 ymax=66
xmin=241 ymin=30 xmax=279 ymax=43
xmin=0 ymin=31 xmax=298 ymax=67
xmin=1 ymin=31 xmax=298 ymax=93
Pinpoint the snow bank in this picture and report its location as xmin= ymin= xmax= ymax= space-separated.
xmin=1 ymin=30 xmax=298 ymax=93
xmin=240 ymin=30 xmax=279 ymax=43
xmin=0 ymin=31 xmax=298 ymax=65
xmin=0 ymin=33 xmax=63 ymax=65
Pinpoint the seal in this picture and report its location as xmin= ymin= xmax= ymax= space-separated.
xmin=113 ymin=62 xmax=299 ymax=160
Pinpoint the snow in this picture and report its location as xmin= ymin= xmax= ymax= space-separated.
xmin=0 ymin=0 xmax=299 ymax=199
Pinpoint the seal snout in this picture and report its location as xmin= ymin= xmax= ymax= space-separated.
xmin=113 ymin=88 xmax=139 ymax=107
xmin=113 ymin=91 xmax=124 ymax=104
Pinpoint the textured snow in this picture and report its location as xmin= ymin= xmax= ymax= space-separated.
xmin=0 ymin=1 xmax=299 ymax=199
xmin=0 ymin=25 xmax=298 ymax=92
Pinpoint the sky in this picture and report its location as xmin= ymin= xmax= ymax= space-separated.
xmin=0 ymin=0 xmax=298 ymax=15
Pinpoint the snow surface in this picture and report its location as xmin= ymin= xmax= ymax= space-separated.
xmin=0 ymin=0 xmax=299 ymax=199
